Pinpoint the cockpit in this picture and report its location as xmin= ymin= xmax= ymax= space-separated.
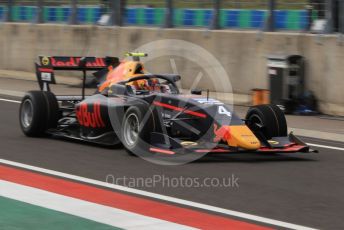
xmin=126 ymin=77 xmax=178 ymax=95
xmin=108 ymin=74 xmax=180 ymax=97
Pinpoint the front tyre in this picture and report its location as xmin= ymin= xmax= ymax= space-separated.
xmin=121 ymin=106 xmax=154 ymax=155
xmin=245 ymin=104 xmax=287 ymax=139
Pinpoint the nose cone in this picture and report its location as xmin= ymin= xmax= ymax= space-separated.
xmin=227 ymin=125 xmax=261 ymax=150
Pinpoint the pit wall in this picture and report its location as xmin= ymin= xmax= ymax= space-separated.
xmin=0 ymin=23 xmax=343 ymax=115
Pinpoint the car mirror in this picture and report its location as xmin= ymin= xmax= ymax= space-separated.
xmin=108 ymin=84 xmax=128 ymax=96
xmin=191 ymin=89 xmax=202 ymax=95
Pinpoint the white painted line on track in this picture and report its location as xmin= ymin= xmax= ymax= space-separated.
xmin=307 ymin=143 xmax=344 ymax=151
xmin=0 ymin=89 xmax=25 ymax=98
xmin=290 ymin=128 xmax=344 ymax=143
xmin=0 ymin=159 xmax=317 ymax=230
xmin=0 ymin=98 xmax=21 ymax=103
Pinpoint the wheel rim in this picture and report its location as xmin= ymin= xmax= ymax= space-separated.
xmin=123 ymin=113 xmax=140 ymax=147
xmin=250 ymin=114 xmax=264 ymax=127
xmin=21 ymin=99 xmax=33 ymax=128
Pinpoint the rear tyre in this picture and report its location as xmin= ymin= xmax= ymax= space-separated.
xmin=19 ymin=91 xmax=59 ymax=137
xmin=245 ymin=104 xmax=287 ymax=139
xmin=121 ymin=106 xmax=154 ymax=156
xmin=43 ymin=91 xmax=59 ymax=129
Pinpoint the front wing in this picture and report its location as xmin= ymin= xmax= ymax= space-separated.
xmin=148 ymin=132 xmax=318 ymax=155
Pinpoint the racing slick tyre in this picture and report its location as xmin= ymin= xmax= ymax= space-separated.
xmin=43 ymin=91 xmax=59 ymax=130
xmin=245 ymin=104 xmax=287 ymax=139
xmin=19 ymin=91 xmax=59 ymax=137
xmin=121 ymin=105 xmax=155 ymax=156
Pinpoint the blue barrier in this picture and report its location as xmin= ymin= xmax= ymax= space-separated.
xmin=145 ymin=8 xmax=155 ymax=25
xmin=0 ymin=5 xmax=309 ymax=30
xmin=275 ymin=10 xmax=288 ymax=29
xmin=226 ymin=10 xmax=239 ymax=27
xmin=203 ymin=9 xmax=213 ymax=26
xmin=251 ymin=10 xmax=266 ymax=29
xmin=126 ymin=8 xmax=137 ymax=24
xmin=183 ymin=9 xmax=194 ymax=26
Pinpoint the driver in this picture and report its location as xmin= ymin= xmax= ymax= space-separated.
xmin=127 ymin=77 xmax=172 ymax=94
xmin=128 ymin=79 xmax=149 ymax=91
xmin=148 ymin=78 xmax=160 ymax=91
xmin=129 ymin=78 xmax=159 ymax=91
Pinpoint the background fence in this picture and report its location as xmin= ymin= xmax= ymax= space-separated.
xmin=0 ymin=0 xmax=340 ymax=33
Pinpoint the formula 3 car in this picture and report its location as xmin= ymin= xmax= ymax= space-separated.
xmin=19 ymin=53 xmax=316 ymax=160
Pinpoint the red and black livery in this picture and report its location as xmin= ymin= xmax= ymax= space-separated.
xmin=19 ymin=54 xmax=317 ymax=158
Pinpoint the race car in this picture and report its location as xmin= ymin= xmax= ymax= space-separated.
xmin=19 ymin=53 xmax=316 ymax=158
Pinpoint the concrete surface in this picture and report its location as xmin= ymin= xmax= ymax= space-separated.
xmin=0 ymin=23 xmax=343 ymax=115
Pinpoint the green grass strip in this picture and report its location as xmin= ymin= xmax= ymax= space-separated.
xmin=0 ymin=196 xmax=122 ymax=230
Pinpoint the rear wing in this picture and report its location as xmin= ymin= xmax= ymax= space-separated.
xmin=35 ymin=56 xmax=119 ymax=96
